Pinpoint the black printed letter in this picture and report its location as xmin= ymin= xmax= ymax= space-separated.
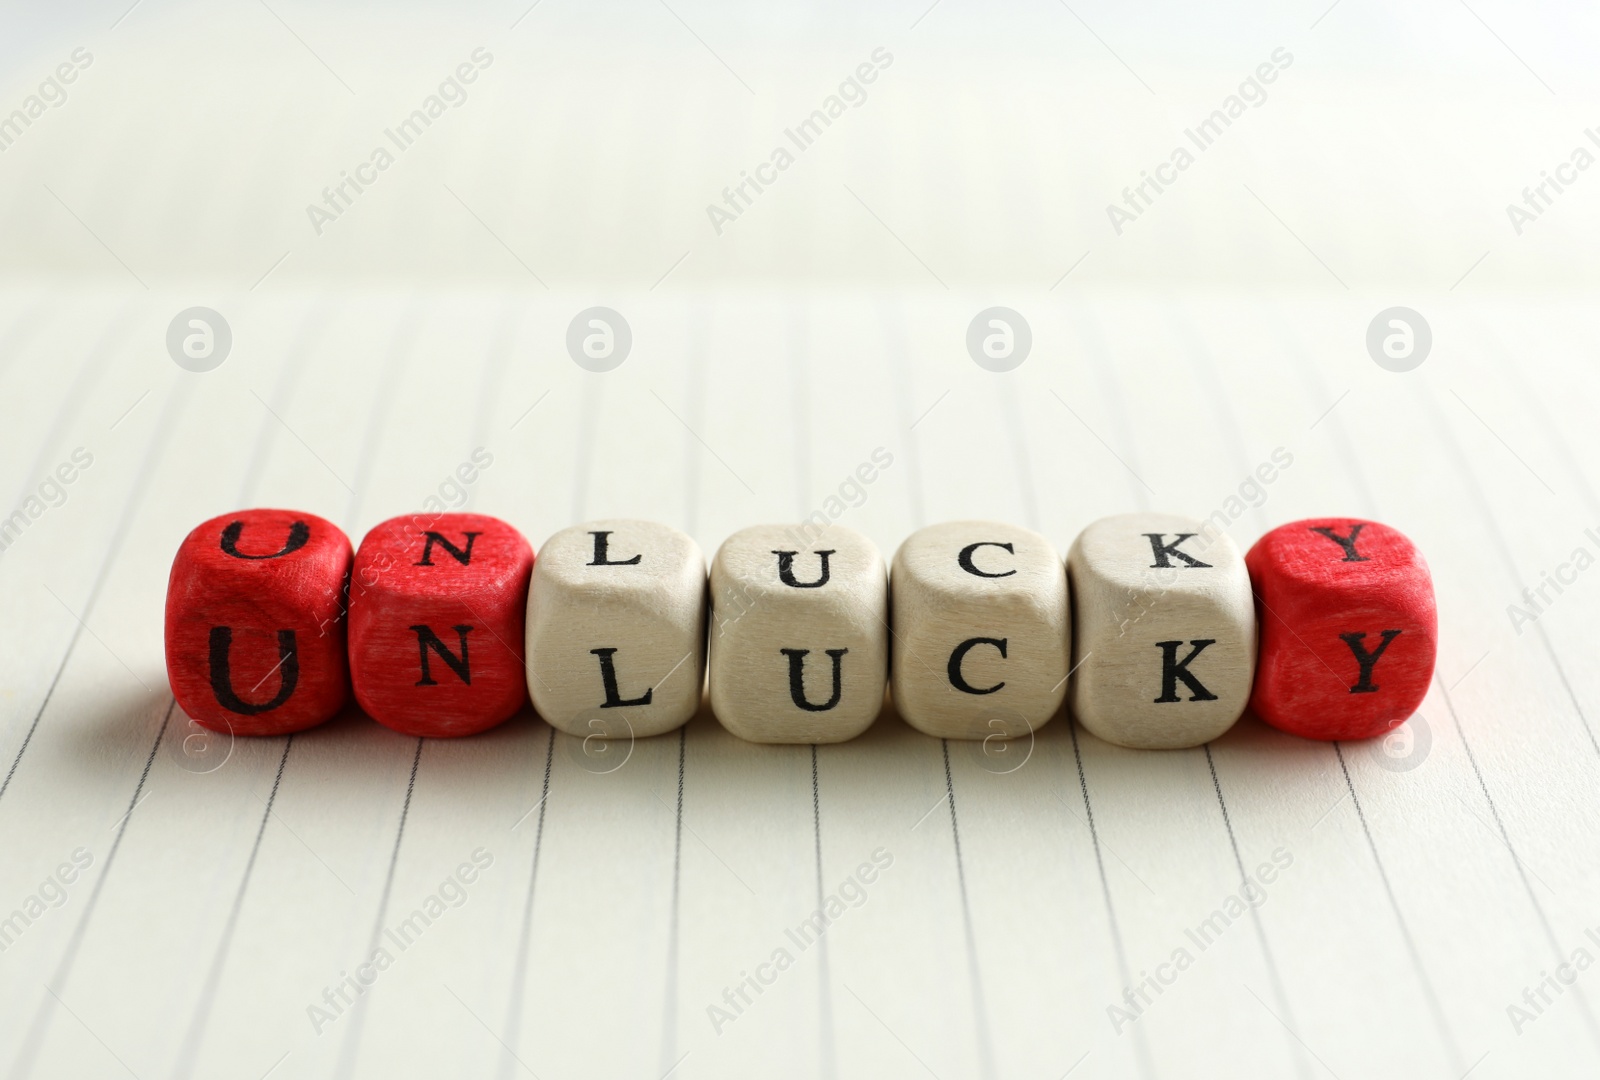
xmin=1339 ymin=630 xmax=1401 ymax=693
xmin=219 ymin=520 xmax=309 ymax=560
xmin=589 ymin=531 xmax=642 ymax=566
xmin=591 ymin=648 xmax=654 ymax=707
xmin=411 ymin=625 xmax=473 ymax=685
xmin=781 ymin=648 xmax=848 ymax=711
xmin=1310 ymin=524 xmax=1369 ymax=562
xmin=209 ymin=627 xmax=299 ymax=714
xmin=948 ymin=637 xmax=1007 ymax=695
xmin=1154 ymin=640 xmax=1218 ymax=702
xmin=958 ymin=542 xmax=1016 ymax=578
xmin=1145 ymin=534 xmax=1211 ymax=569
xmin=416 ymin=532 xmax=480 ymax=566
xmin=773 ymin=550 xmax=834 ymax=588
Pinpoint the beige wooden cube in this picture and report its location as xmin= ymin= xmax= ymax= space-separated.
xmin=708 ymin=524 xmax=887 ymax=744
xmin=890 ymin=521 xmax=1069 ymax=740
xmin=1068 ymin=512 xmax=1256 ymax=749
xmin=525 ymin=519 xmax=707 ymax=739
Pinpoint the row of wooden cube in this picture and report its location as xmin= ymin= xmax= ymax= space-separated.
xmin=164 ymin=510 xmax=1437 ymax=748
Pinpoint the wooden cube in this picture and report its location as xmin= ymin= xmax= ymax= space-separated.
xmin=890 ymin=521 xmax=1069 ymax=740
xmin=1067 ymin=513 xmax=1256 ymax=749
xmin=349 ymin=513 xmax=532 ymax=738
xmin=708 ymin=524 xmax=887 ymax=743
xmin=1247 ymin=517 xmax=1437 ymax=741
xmin=165 ymin=509 xmax=352 ymax=735
xmin=525 ymin=520 xmax=707 ymax=739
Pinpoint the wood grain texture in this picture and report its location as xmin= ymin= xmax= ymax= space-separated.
xmin=890 ymin=520 xmax=1069 ymax=740
xmin=1247 ymin=517 xmax=1437 ymax=740
xmin=708 ymin=523 xmax=887 ymax=743
xmin=348 ymin=513 xmax=531 ymax=737
xmin=163 ymin=508 xmax=351 ymax=735
xmin=525 ymin=519 xmax=706 ymax=739
xmin=1068 ymin=512 xmax=1256 ymax=749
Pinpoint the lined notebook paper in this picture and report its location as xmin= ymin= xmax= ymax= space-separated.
xmin=0 ymin=289 xmax=1596 ymax=1079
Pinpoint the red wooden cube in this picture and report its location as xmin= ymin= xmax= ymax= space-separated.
xmin=165 ymin=509 xmax=353 ymax=736
xmin=348 ymin=513 xmax=533 ymax=737
xmin=1246 ymin=517 xmax=1437 ymax=741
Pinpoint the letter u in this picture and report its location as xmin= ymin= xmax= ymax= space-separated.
xmin=209 ymin=627 xmax=299 ymax=714
xmin=773 ymin=550 xmax=834 ymax=588
xmin=780 ymin=648 xmax=848 ymax=711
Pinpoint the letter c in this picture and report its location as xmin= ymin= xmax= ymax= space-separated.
xmin=958 ymin=542 xmax=1015 ymax=578
xmin=948 ymin=637 xmax=1007 ymax=694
